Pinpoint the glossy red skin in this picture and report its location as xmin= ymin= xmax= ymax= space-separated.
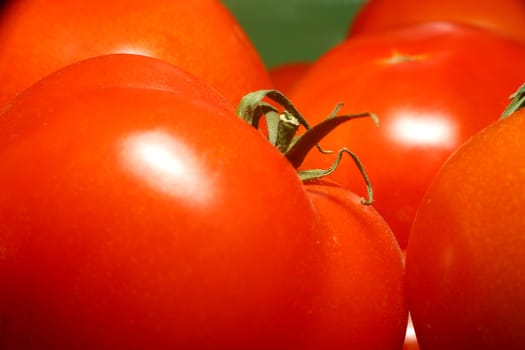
xmin=288 ymin=22 xmax=525 ymax=248
xmin=269 ymin=62 xmax=311 ymax=95
xmin=0 ymin=55 xmax=408 ymax=350
xmin=348 ymin=0 xmax=525 ymax=43
xmin=303 ymin=181 xmax=407 ymax=350
xmin=1 ymin=53 xmax=235 ymax=114
xmin=0 ymin=57 xmax=322 ymax=350
xmin=405 ymin=109 xmax=525 ymax=349
xmin=0 ymin=55 xmax=409 ymax=350
xmin=0 ymin=0 xmax=271 ymax=107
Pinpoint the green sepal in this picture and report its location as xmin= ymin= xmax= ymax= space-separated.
xmin=298 ymin=147 xmax=374 ymax=205
xmin=284 ymin=113 xmax=377 ymax=169
xmin=501 ymin=83 xmax=525 ymax=119
xmin=237 ymin=89 xmax=378 ymax=205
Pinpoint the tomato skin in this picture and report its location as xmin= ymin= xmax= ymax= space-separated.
xmin=269 ymin=62 xmax=311 ymax=95
xmin=303 ymin=181 xmax=407 ymax=350
xmin=405 ymin=109 xmax=525 ymax=349
xmin=0 ymin=0 xmax=271 ymax=107
xmin=348 ymin=0 xmax=525 ymax=43
xmin=288 ymin=22 xmax=525 ymax=248
xmin=0 ymin=57 xmax=322 ymax=350
xmin=1 ymin=53 xmax=235 ymax=113
xmin=0 ymin=54 xmax=409 ymax=350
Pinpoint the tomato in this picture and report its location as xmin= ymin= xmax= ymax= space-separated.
xmin=0 ymin=0 xmax=271 ymax=107
xmin=287 ymin=21 xmax=525 ymax=248
xmin=405 ymin=91 xmax=525 ymax=349
xmin=0 ymin=55 xmax=407 ymax=349
xmin=269 ymin=62 xmax=311 ymax=95
xmin=302 ymin=180 xmax=407 ymax=350
xmin=348 ymin=0 xmax=525 ymax=44
xmin=0 ymin=54 xmax=319 ymax=350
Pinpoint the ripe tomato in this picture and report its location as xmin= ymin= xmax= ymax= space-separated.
xmin=348 ymin=0 xmax=525 ymax=43
xmin=0 ymin=55 xmax=320 ymax=350
xmin=0 ymin=0 xmax=271 ymax=107
xmin=288 ymin=21 xmax=525 ymax=248
xmin=405 ymin=94 xmax=525 ymax=349
xmin=269 ymin=62 xmax=311 ymax=95
xmin=0 ymin=55 xmax=407 ymax=350
xmin=302 ymin=180 xmax=407 ymax=350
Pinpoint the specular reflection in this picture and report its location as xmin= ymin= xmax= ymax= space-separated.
xmin=113 ymin=45 xmax=153 ymax=57
xmin=119 ymin=130 xmax=213 ymax=205
xmin=388 ymin=110 xmax=457 ymax=148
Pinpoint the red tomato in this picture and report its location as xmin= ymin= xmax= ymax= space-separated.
xmin=405 ymin=103 xmax=525 ymax=349
xmin=0 ymin=55 xmax=319 ymax=350
xmin=269 ymin=62 xmax=311 ymax=95
xmin=0 ymin=0 xmax=271 ymax=107
xmin=303 ymin=181 xmax=407 ymax=350
xmin=0 ymin=55 xmax=407 ymax=349
xmin=348 ymin=0 xmax=525 ymax=43
xmin=288 ymin=21 xmax=525 ymax=248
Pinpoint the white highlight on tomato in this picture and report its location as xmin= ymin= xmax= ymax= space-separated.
xmin=389 ymin=111 xmax=457 ymax=148
xmin=119 ymin=130 xmax=212 ymax=204
xmin=113 ymin=45 xmax=153 ymax=56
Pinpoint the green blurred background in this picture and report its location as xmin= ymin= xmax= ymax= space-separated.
xmin=222 ymin=0 xmax=365 ymax=69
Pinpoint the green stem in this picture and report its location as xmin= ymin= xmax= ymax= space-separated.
xmin=298 ymin=147 xmax=374 ymax=205
xmin=284 ymin=113 xmax=377 ymax=169
xmin=276 ymin=111 xmax=300 ymax=153
xmin=501 ymin=83 xmax=525 ymax=119
xmin=237 ymin=89 xmax=378 ymax=205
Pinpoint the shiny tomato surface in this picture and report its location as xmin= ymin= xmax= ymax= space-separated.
xmin=348 ymin=0 xmax=525 ymax=43
xmin=0 ymin=0 xmax=271 ymax=106
xmin=406 ymin=108 xmax=525 ymax=349
xmin=0 ymin=53 xmax=235 ymax=113
xmin=303 ymin=181 xmax=407 ymax=350
xmin=288 ymin=21 xmax=525 ymax=248
xmin=0 ymin=55 xmax=320 ymax=350
xmin=0 ymin=55 xmax=407 ymax=350
xmin=269 ymin=62 xmax=311 ymax=95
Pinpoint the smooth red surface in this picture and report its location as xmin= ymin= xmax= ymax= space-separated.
xmin=0 ymin=55 xmax=321 ymax=350
xmin=288 ymin=21 xmax=525 ymax=248
xmin=0 ymin=55 xmax=407 ymax=350
xmin=303 ymin=181 xmax=408 ymax=350
xmin=348 ymin=0 xmax=525 ymax=44
xmin=406 ymin=109 xmax=525 ymax=349
xmin=269 ymin=62 xmax=311 ymax=95
xmin=1 ymin=53 xmax=235 ymax=113
xmin=0 ymin=0 xmax=272 ymax=107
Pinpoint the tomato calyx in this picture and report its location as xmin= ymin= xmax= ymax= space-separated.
xmin=237 ymin=89 xmax=378 ymax=205
xmin=501 ymin=83 xmax=525 ymax=118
